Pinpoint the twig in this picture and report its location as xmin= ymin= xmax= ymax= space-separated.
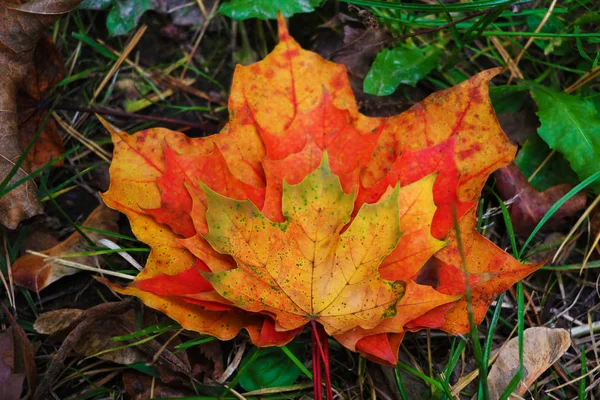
xmin=92 ymin=25 xmax=148 ymax=103
xmin=507 ymin=0 xmax=558 ymax=84
xmin=54 ymin=103 xmax=220 ymax=132
xmin=217 ymin=340 xmax=247 ymax=384
xmin=180 ymin=0 xmax=220 ymax=79
xmin=565 ymin=64 xmax=600 ymax=93
xmin=26 ymin=250 xmax=135 ymax=281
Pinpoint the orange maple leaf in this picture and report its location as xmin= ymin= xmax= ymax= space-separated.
xmin=100 ymin=16 xmax=542 ymax=366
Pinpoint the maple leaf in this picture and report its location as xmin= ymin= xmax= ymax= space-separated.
xmin=202 ymin=154 xmax=404 ymax=335
xmin=100 ymin=15 xmax=542 ymax=366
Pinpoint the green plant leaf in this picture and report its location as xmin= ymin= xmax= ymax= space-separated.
xmin=80 ymin=0 xmax=112 ymax=9
xmin=106 ymin=0 xmax=153 ymax=36
xmin=238 ymin=346 xmax=302 ymax=391
xmin=529 ymin=85 xmax=600 ymax=193
xmin=219 ymin=0 xmax=323 ymax=20
xmin=490 ymin=85 xmax=529 ymax=114
xmin=514 ymin=132 xmax=579 ymax=191
xmin=364 ymin=46 xmax=441 ymax=96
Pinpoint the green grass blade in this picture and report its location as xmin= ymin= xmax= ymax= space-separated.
xmin=77 ymin=226 xmax=139 ymax=242
xmin=478 ymin=293 xmax=505 ymax=399
xmin=112 ymin=323 xmax=179 ymax=341
xmin=0 ymin=112 xmax=53 ymax=194
xmin=56 ymin=248 xmax=150 ymax=258
xmin=519 ymin=169 xmax=600 ymax=258
xmin=281 ymin=345 xmax=313 ymax=379
xmin=396 ymin=361 xmax=444 ymax=392
xmin=0 ymin=147 xmax=80 ymax=197
xmin=341 ymin=0 xmax=528 ymax=12
xmin=498 ymin=282 xmax=524 ymax=399
xmin=579 ymin=346 xmax=587 ymax=400
xmin=492 ymin=191 xmax=519 ymax=258
xmin=394 ymin=367 xmax=409 ymax=400
xmin=442 ymin=338 xmax=467 ymax=384
xmin=452 ymin=206 xmax=486 ymax=397
xmin=175 ymin=336 xmax=216 ymax=350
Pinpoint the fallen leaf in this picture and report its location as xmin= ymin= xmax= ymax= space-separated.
xmin=319 ymin=24 xmax=388 ymax=81
xmin=123 ymin=371 xmax=195 ymax=400
xmin=100 ymin=16 xmax=541 ymax=365
xmin=32 ymin=301 xmax=133 ymax=400
xmin=33 ymin=304 xmax=197 ymax=392
xmin=72 ymin=316 xmax=149 ymax=365
xmin=486 ymin=327 xmax=570 ymax=399
xmin=204 ymin=156 xmax=404 ymax=334
xmin=20 ymin=218 xmax=61 ymax=252
xmin=12 ymin=202 xmax=119 ymax=291
xmin=1 ymin=304 xmax=37 ymax=398
xmin=33 ymin=309 xmax=85 ymax=335
xmin=18 ymin=36 xmax=66 ymax=171
xmin=0 ymin=0 xmax=80 ymax=229
xmin=495 ymin=163 xmax=587 ymax=235
xmin=190 ymin=339 xmax=224 ymax=382
xmin=0 ymin=330 xmax=26 ymax=400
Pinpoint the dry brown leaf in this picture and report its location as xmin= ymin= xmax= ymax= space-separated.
xmin=0 ymin=0 xmax=80 ymax=229
xmin=0 ymin=330 xmax=25 ymax=400
xmin=33 ymin=309 xmax=84 ymax=335
xmin=11 ymin=203 xmax=119 ymax=291
xmin=72 ymin=316 xmax=149 ymax=365
xmin=495 ymin=163 xmax=587 ymax=235
xmin=487 ymin=327 xmax=571 ymax=399
xmin=123 ymin=371 xmax=195 ymax=400
xmin=1 ymin=304 xmax=37 ymax=398
xmin=18 ymin=36 xmax=66 ymax=171
xmin=32 ymin=301 xmax=133 ymax=400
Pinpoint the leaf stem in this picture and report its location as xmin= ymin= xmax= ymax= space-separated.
xmin=311 ymin=320 xmax=333 ymax=400
xmin=311 ymin=321 xmax=322 ymax=400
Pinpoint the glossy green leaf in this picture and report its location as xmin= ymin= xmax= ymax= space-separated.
xmin=238 ymin=346 xmax=302 ymax=391
xmin=219 ymin=0 xmax=323 ymax=20
xmin=514 ymin=132 xmax=579 ymax=191
xmin=490 ymin=85 xmax=529 ymax=114
xmin=530 ymin=85 xmax=600 ymax=193
xmin=106 ymin=0 xmax=153 ymax=36
xmin=364 ymin=46 xmax=441 ymax=96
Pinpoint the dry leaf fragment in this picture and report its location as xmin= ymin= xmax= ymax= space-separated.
xmin=100 ymin=15 xmax=541 ymax=365
xmin=33 ymin=309 xmax=85 ymax=335
xmin=123 ymin=371 xmax=195 ymax=400
xmin=32 ymin=301 xmax=133 ymax=400
xmin=72 ymin=316 xmax=149 ymax=365
xmin=486 ymin=327 xmax=571 ymax=399
xmin=0 ymin=0 xmax=80 ymax=229
xmin=18 ymin=36 xmax=66 ymax=171
xmin=36 ymin=308 xmax=149 ymax=365
xmin=1 ymin=304 xmax=37 ymax=398
xmin=495 ymin=163 xmax=587 ymax=235
xmin=12 ymin=203 xmax=119 ymax=291
xmin=0 ymin=330 xmax=26 ymax=400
